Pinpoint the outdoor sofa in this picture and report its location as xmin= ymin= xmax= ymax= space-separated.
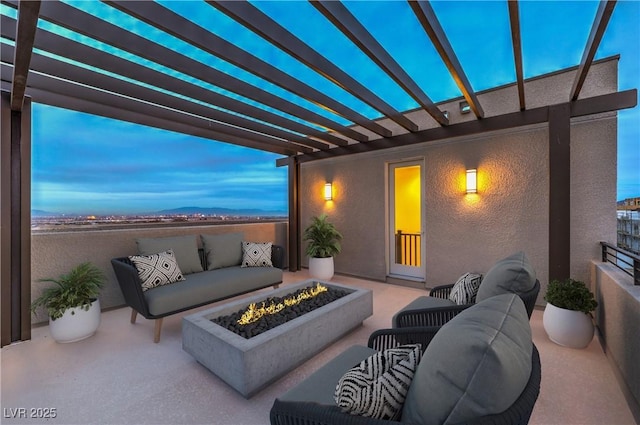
xmin=111 ymin=233 xmax=284 ymax=342
xmin=270 ymin=293 xmax=540 ymax=425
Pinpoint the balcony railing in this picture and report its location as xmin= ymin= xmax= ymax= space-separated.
xmin=395 ymin=230 xmax=420 ymax=266
xmin=600 ymin=241 xmax=640 ymax=285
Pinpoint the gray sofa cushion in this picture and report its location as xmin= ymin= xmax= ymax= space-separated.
xmin=401 ymin=294 xmax=532 ymax=425
xmin=476 ymin=251 xmax=536 ymax=302
xmin=392 ymin=296 xmax=455 ymax=327
xmin=136 ymin=235 xmax=203 ymax=274
xmin=278 ymin=345 xmax=378 ymax=406
xmin=201 ymin=233 xmax=244 ymax=270
xmin=144 ymin=266 xmax=283 ymax=316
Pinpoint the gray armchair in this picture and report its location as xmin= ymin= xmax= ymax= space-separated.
xmin=393 ymin=251 xmax=540 ymax=328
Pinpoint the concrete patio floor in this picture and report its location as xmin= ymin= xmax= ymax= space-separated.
xmin=1 ymin=271 xmax=635 ymax=425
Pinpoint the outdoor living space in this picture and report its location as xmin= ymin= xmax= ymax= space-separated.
xmin=1 ymin=269 xmax=636 ymax=425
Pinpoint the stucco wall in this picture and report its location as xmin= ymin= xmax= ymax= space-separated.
xmin=592 ymin=261 xmax=640 ymax=419
xmin=300 ymin=59 xmax=619 ymax=303
xmin=31 ymin=222 xmax=288 ymax=324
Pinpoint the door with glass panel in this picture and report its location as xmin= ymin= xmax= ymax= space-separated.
xmin=389 ymin=161 xmax=425 ymax=280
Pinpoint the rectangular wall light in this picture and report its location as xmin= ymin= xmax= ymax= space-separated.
xmin=324 ymin=183 xmax=333 ymax=200
xmin=466 ymin=169 xmax=477 ymax=194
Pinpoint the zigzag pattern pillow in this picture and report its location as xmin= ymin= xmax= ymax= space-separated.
xmin=241 ymin=241 xmax=273 ymax=267
xmin=129 ymin=250 xmax=185 ymax=292
xmin=449 ymin=272 xmax=483 ymax=305
xmin=334 ymin=344 xmax=422 ymax=420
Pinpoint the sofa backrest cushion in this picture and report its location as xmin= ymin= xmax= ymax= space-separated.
xmin=401 ymin=294 xmax=532 ymax=425
xmin=201 ymin=232 xmax=244 ymax=270
xmin=476 ymin=251 xmax=536 ymax=302
xmin=136 ymin=235 xmax=203 ymax=274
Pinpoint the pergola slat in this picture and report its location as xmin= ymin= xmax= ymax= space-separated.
xmin=105 ymin=0 xmax=382 ymax=142
xmin=0 ymin=16 xmax=318 ymax=153
xmin=32 ymin=1 xmax=343 ymax=149
xmin=9 ymin=0 xmax=39 ymax=111
xmin=409 ymin=0 xmax=485 ymax=119
xmin=311 ymin=0 xmax=449 ymax=127
xmin=0 ymin=63 xmax=300 ymax=156
xmin=209 ymin=1 xmax=419 ymax=133
xmin=508 ymin=0 xmax=526 ymax=111
xmin=570 ymin=0 xmax=617 ymax=101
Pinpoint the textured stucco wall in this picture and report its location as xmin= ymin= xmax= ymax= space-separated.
xmin=300 ymin=58 xmax=619 ymax=304
xmin=31 ymin=222 xmax=288 ymax=324
xmin=593 ymin=262 xmax=640 ymax=417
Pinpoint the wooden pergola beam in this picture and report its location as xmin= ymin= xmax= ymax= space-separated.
xmin=312 ymin=0 xmax=449 ymax=127
xmin=282 ymin=88 xmax=637 ymax=165
xmin=209 ymin=1 xmax=419 ymax=133
xmin=570 ymin=0 xmax=617 ymax=101
xmin=409 ymin=0 xmax=485 ymax=119
xmin=9 ymin=0 xmax=40 ymax=111
xmin=508 ymin=0 xmax=526 ymax=111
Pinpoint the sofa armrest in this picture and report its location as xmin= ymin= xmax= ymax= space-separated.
xmin=270 ymin=400 xmax=402 ymax=425
xmin=111 ymin=257 xmax=151 ymax=318
xmin=429 ymin=283 xmax=454 ymax=299
xmin=394 ymin=304 xmax=471 ymax=328
xmin=367 ymin=326 xmax=441 ymax=353
xmin=272 ymin=244 xmax=285 ymax=269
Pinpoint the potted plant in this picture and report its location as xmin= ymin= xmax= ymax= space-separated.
xmin=542 ymin=278 xmax=598 ymax=349
xmin=303 ymin=214 xmax=343 ymax=280
xmin=31 ymin=262 xmax=105 ymax=343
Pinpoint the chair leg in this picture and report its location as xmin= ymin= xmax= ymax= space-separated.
xmin=130 ymin=309 xmax=138 ymax=324
xmin=153 ymin=318 xmax=163 ymax=343
xmin=273 ymin=284 xmax=280 ymax=289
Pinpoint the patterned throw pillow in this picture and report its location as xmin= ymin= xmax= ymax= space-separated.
xmin=241 ymin=242 xmax=273 ymax=267
xmin=449 ymin=272 xmax=483 ymax=305
xmin=334 ymin=344 xmax=422 ymax=420
xmin=129 ymin=250 xmax=185 ymax=291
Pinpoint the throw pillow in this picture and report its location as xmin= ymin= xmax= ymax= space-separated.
xmin=335 ymin=344 xmax=422 ymax=420
xmin=241 ymin=241 xmax=273 ymax=267
xmin=129 ymin=250 xmax=185 ymax=291
xmin=136 ymin=235 xmax=203 ymax=274
xmin=449 ymin=272 xmax=482 ymax=305
xmin=201 ymin=233 xmax=244 ymax=269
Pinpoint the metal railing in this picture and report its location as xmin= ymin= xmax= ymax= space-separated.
xmin=600 ymin=241 xmax=640 ymax=285
xmin=395 ymin=230 xmax=421 ymax=266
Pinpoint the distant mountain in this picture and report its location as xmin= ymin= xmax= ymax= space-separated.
xmin=31 ymin=209 xmax=62 ymax=217
xmin=156 ymin=206 xmax=286 ymax=216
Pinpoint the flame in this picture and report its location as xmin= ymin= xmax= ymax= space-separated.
xmin=237 ymin=282 xmax=328 ymax=325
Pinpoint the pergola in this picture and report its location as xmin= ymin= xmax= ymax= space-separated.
xmin=0 ymin=0 xmax=636 ymax=346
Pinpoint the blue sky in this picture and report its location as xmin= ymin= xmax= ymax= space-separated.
xmin=28 ymin=1 xmax=639 ymax=215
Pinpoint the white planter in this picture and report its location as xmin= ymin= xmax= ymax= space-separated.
xmin=49 ymin=299 xmax=101 ymax=343
xmin=308 ymin=257 xmax=334 ymax=280
xmin=543 ymin=302 xmax=594 ymax=349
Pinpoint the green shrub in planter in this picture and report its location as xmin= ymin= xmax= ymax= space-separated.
xmin=303 ymin=214 xmax=343 ymax=258
xmin=544 ymin=278 xmax=597 ymax=314
xmin=31 ymin=262 xmax=105 ymax=320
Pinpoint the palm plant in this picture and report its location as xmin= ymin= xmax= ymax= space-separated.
xmin=303 ymin=214 xmax=343 ymax=258
xmin=31 ymin=262 xmax=105 ymax=320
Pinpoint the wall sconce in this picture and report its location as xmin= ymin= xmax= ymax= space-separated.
xmin=459 ymin=101 xmax=471 ymax=114
xmin=466 ymin=169 xmax=477 ymax=194
xmin=324 ymin=183 xmax=333 ymax=201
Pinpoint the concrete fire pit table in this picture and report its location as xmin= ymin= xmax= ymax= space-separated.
xmin=182 ymin=279 xmax=373 ymax=398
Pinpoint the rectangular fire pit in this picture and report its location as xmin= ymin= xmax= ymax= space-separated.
xmin=182 ymin=280 xmax=373 ymax=398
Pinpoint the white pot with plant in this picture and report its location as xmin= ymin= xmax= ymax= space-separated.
xmin=303 ymin=214 xmax=343 ymax=280
xmin=543 ymin=278 xmax=598 ymax=349
xmin=31 ymin=262 xmax=105 ymax=343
